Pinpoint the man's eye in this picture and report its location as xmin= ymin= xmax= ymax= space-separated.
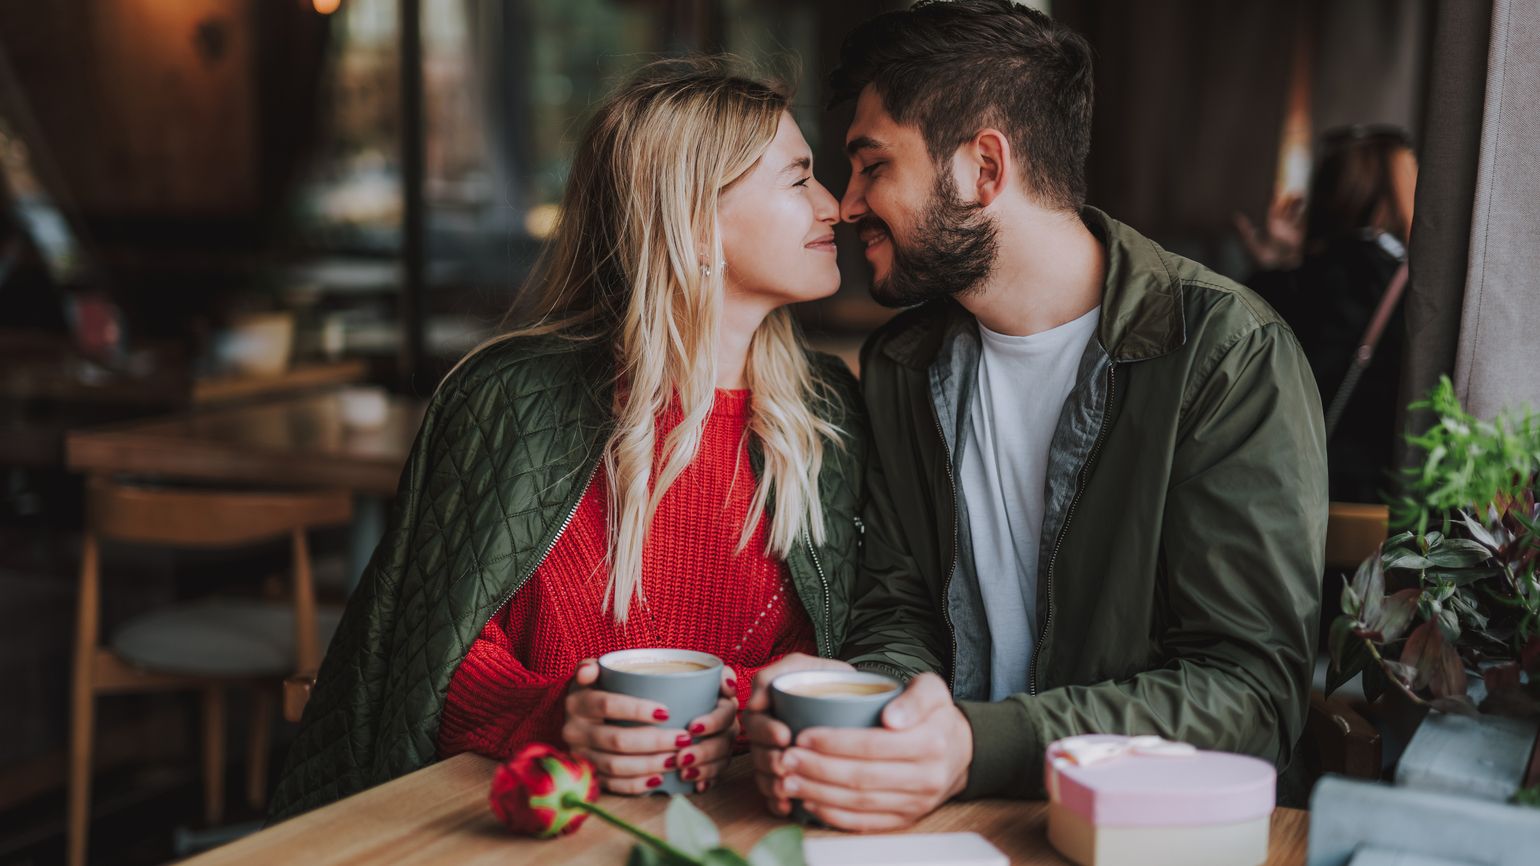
xmin=860 ymin=162 xmax=885 ymax=177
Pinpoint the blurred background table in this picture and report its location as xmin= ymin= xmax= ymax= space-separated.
xmin=179 ymin=753 xmax=1311 ymax=866
xmin=65 ymin=388 xmax=423 ymax=498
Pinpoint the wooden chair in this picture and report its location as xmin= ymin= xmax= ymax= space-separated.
xmin=1325 ymin=501 xmax=1390 ymax=572
xmin=69 ymin=478 xmax=351 ymax=866
xmin=1305 ymin=501 xmax=1392 ymax=782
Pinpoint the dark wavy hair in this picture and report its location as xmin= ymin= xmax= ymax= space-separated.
xmin=828 ymin=0 xmax=1094 ymax=210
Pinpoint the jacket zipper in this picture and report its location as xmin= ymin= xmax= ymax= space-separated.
xmin=803 ymin=533 xmax=833 ymax=657
xmin=487 ymin=460 xmax=602 ymax=625
xmin=929 ymin=399 xmax=961 ymax=691
xmin=1030 ymin=363 xmax=1116 ymax=695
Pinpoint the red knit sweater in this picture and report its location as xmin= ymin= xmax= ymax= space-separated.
xmin=436 ymin=389 xmax=816 ymax=760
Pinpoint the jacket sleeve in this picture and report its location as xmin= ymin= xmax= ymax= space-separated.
xmin=267 ymin=389 xmax=448 ymax=820
xmin=840 ymin=343 xmax=949 ymax=682
xmin=956 ymin=322 xmax=1327 ymax=799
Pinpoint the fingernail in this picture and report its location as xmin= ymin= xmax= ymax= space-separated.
xmin=653 ymin=708 xmax=670 ymax=721
xmin=676 ymin=734 xmax=693 ymax=748
xmin=690 ymin=723 xmax=706 ymax=735
xmin=726 ymin=679 xmax=738 ymax=691
xmin=646 ymin=776 xmax=662 ymax=788
xmin=681 ymin=753 xmax=696 ymax=767
xmin=683 ymin=767 xmax=700 ymax=780
xmin=887 ymin=709 xmax=909 ymax=728
xmin=664 ymin=756 xmax=677 ymax=769
xmin=783 ymin=778 xmax=799 ymax=795
xmin=782 ymin=751 xmax=798 ymax=772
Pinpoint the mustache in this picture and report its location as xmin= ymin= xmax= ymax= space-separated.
xmin=855 ymin=216 xmax=890 ymax=239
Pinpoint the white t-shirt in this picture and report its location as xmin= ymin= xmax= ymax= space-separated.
xmin=957 ymin=306 xmax=1101 ymax=701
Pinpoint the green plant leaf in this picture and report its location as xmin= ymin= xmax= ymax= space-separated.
xmin=702 ymin=848 xmax=753 ymax=866
xmin=1328 ymin=616 xmax=1357 ymax=673
xmin=627 ymin=843 xmax=671 ymax=866
xmin=1327 ymin=635 xmax=1371 ymax=696
xmin=1352 ymin=554 xmax=1385 ymax=622
xmin=1425 ymin=539 xmax=1496 ymax=568
xmin=1459 ymin=511 xmax=1502 ymax=552
xmin=748 ymin=826 xmax=806 ymax=866
xmin=665 ymin=795 xmax=720 ymax=859
xmin=1402 ymin=621 xmax=1435 ymax=689
xmin=1368 ymin=589 xmax=1421 ymax=644
xmin=1384 ymin=551 xmax=1435 ymax=571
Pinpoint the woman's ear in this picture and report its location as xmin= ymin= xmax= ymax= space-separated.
xmin=969 ymin=128 xmax=1013 ymax=207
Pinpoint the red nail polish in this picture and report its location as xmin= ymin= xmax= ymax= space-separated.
xmin=664 ymin=756 xmax=677 ymax=769
xmin=690 ymin=723 xmax=706 ymax=735
xmin=683 ymin=767 xmax=700 ymax=780
xmin=726 ymin=679 xmax=738 ymax=691
xmin=681 ymin=753 xmax=696 ymax=767
xmin=653 ymin=708 xmax=670 ymax=721
xmin=646 ymin=776 xmax=662 ymax=788
xmin=676 ymin=734 xmax=693 ymax=748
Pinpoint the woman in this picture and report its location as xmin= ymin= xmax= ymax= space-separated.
xmin=269 ymin=59 xmax=866 ymax=819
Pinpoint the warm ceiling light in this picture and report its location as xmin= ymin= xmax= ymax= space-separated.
xmin=313 ymin=0 xmax=342 ymax=14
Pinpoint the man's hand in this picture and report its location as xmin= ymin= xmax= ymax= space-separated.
xmin=563 ymin=659 xmax=739 ymax=795
xmin=743 ymin=653 xmax=855 ymax=811
xmin=759 ymin=673 xmax=972 ymax=831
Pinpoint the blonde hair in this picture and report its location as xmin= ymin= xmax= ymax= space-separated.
xmin=455 ymin=57 xmax=843 ymax=622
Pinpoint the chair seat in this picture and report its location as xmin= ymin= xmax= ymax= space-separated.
xmin=109 ymin=599 xmax=343 ymax=678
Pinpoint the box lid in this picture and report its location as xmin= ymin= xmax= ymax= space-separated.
xmin=1046 ymin=735 xmax=1275 ymax=827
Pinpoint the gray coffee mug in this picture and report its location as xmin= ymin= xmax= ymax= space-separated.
xmin=596 ymin=648 xmax=724 ymax=795
xmin=770 ymin=669 xmax=902 ymax=823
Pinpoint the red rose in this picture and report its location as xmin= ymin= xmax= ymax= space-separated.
xmin=489 ymin=742 xmax=601 ymax=838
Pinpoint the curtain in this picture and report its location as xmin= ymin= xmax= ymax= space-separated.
xmin=1448 ymin=0 xmax=1540 ymax=419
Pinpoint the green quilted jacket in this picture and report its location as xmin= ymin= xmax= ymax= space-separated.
xmin=269 ymin=335 xmax=866 ymax=819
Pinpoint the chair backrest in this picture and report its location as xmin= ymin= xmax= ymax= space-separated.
xmin=82 ymin=478 xmax=352 ymax=673
xmin=86 ymin=478 xmax=352 ymax=547
xmin=1325 ymin=501 xmax=1389 ymax=572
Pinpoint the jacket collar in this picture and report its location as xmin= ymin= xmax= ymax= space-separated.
xmin=880 ymin=206 xmax=1188 ymax=367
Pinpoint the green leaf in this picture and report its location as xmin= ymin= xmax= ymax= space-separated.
xmin=1352 ymin=554 xmax=1385 ymax=622
xmin=1459 ymin=511 xmax=1502 ymax=552
xmin=702 ymin=849 xmax=753 ymax=866
xmin=748 ymin=826 xmax=806 ymax=866
xmin=627 ymin=843 xmax=671 ymax=866
xmin=1328 ymin=616 xmax=1357 ymax=673
xmin=665 ymin=795 xmax=720 ymax=858
xmin=1425 ymin=539 xmax=1495 ymax=568
xmin=1368 ymin=589 xmax=1421 ymax=644
xmin=1327 ymin=634 xmax=1371 ymax=696
xmin=1385 ymin=551 xmax=1436 ymax=571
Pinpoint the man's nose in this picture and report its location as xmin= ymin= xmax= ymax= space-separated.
xmin=840 ymin=179 xmax=867 ymax=224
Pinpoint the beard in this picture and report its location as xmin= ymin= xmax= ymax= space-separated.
xmin=862 ymin=172 xmax=999 ymax=308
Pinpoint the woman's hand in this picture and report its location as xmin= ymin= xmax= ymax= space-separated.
xmin=561 ymin=659 xmax=740 ymax=794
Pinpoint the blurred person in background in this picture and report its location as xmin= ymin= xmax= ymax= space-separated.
xmin=1240 ymin=125 xmax=1418 ymax=502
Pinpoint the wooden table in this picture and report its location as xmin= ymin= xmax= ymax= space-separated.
xmin=65 ymin=389 xmax=424 ymax=497
xmin=183 ymin=754 xmax=1310 ymax=865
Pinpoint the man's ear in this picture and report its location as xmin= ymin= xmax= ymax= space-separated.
xmin=968 ymin=128 xmax=1013 ymax=207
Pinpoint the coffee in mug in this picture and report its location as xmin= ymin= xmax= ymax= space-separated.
xmin=606 ymin=659 xmax=712 ymax=675
xmin=776 ymin=680 xmax=896 ymax=698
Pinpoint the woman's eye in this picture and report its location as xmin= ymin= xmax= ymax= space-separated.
xmin=793 ymin=176 xmax=811 ymax=188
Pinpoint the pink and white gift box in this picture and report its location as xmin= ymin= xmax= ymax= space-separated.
xmin=1045 ymin=735 xmax=1276 ymax=866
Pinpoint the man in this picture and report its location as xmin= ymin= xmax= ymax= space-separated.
xmin=744 ymin=0 xmax=1327 ymax=831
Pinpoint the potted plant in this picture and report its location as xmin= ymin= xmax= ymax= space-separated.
xmin=1327 ymin=377 xmax=1540 ymax=802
